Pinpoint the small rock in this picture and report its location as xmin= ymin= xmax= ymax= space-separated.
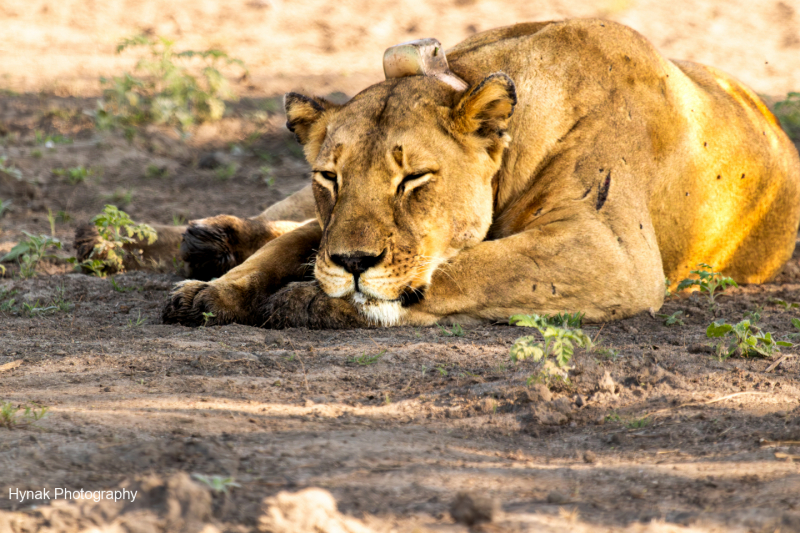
xmin=551 ymin=397 xmax=574 ymax=415
xmin=623 ymin=325 xmax=638 ymax=334
xmin=583 ymin=450 xmax=597 ymax=463
xmin=546 ymin=491 xmax=569 ymax=504
xmin=598 ymin=371 xmax=616 ymax=394
xmin=627 ymin=487 xmax=646 ymax=499
xmin=103 ymin=387 xmax=111 ymax=393
xmin=529 ymin=383 xmax=552 ymax=403
xmin=450 ymin=492 xmax=497 ymax=525
xmin=264 ymin=331 xmax=288 ymax=346
xmin=688 ymin=344 xmax=714 ymax=354
xmin=534 ymin=405 xmax=567 ymax=426
xmin=198 ymin=151 xmax=226 ymax=169
xmin=574 ymin=394 xmax=585 ymax=408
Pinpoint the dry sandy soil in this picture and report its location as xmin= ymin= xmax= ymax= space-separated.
xmin=2 ymin=1 xmax=800 ymax=531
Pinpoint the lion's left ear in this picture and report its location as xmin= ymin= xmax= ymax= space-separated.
xmin=284 ymin=93 xmax=340 ymax=158
xmin=452 ymin=72 xmax=517 ymax=142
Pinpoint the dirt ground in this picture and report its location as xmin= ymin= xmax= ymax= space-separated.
xmin=2 ymin=1 xmax=800 ymax=532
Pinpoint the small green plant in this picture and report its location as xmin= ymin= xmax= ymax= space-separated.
xmin=350 ymin=349 xmax=386 ymax=366
xmin=145 ymin=164 xmax=169 ymax=179
xmin=1 ymin=232 xmax=63 ymax=278
xmin=789 ymin=318 xmax=800 ymax=340
xmin=31 ymin=149 xmax=42 ymax=159
xmin=191 ymin=474 xmax=240 ymax=494
xmin=437 ymin=323 xmax=465 ymax=337
xmin=53 ymin=166 xmax=92 ymax=184
xmin=744 ymin=305 xmax=764 ymax=323
xmin=109 ymin=277 xmax=136 ymax=293
xmin=105 ymin=188 xmax=133 ymax=206
xmin=0 ymin=156 xmax=22 ymax=179
xmin=706 ymin=318 xmax=792 ymax=359
xmin=769 ymin=298 xmax=799 ymax=310
xmin=677 ymin=263 xmax=737 ymax=308
xmin=657 ymin=310 xmax=685 ymax=327
xmin=0 ymin=402 xmax=49 ymax=429
xmin=34 ymin=130 xmax=71 ymax=146
xmin=605 ymin=412 xmax=621 ymax=423
xmin=95 ymin=35 xmax=248 ymax=134
xmin=127 ymin=311 xmax=146 ymax=328
xmin=0 ymin=288 xmax=18 ymax=312
xmin=626 ymin=416 xmax=652 ymax=429
xmin=775 ymin=92 xmax=800 ymax=141
xmin=595 ymin=347 xmax=621 ymax=360
xmin=171 ymin=214 xmax=187 ymax=226
xmin=664 ymin=278 xmax=672 ymax=298
xmin=78 ymin=205 xmax=157 ymax=276
xmin=56 ymin=210 xmax=72 ymax=223
xmin=509 ymin=313 xmax=592 ymax=384
xmin=0 ymin=198 xmax=11 ymax=218
xmin=215 ymin=162 xmax=238 ymax=181
xmin=201 ymin=311 xmax=216 ymax=327
xmin=545 ymin=312 xmax=585 ymax=328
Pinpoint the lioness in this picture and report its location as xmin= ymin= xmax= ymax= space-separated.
xmin=143 ymin=20 xmax=800 ymax=328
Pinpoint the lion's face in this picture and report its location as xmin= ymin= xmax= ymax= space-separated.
xmin=285 ymin=74 xmax=516 ymax=323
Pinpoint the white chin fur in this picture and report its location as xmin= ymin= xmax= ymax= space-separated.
xmin=351 ymin=293 xmax=403 ymax=326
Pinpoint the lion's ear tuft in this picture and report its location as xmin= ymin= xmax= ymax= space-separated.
xmin=284 ymin=93 xmax=338 ymax=147
xmin=452 ymin=73 xmax=517 ymax=140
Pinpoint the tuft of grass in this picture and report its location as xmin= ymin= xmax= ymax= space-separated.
xmin=0 ymin=155 xmax=22 ymax=180
xmin=0 ymin=198 xmax=12 ymax=218
xmin=191 ymin=474 xmax=240 ymax=494
xmin=437 ymin=323 xmax=465 ymax=337
xmin=0 ymin=402 xmax=49 ymax=430
xmin=53 ymin=166 xmax=94 ymax=185
xmin=109 ymin=276 xmax=137 ymax=293
xmin=31 ymin=149 xmax=42 ymax=159
xmin=105 ymin=188 xmax=134 ymax=206
xmin=171 ymin=214 xmax=187 ymax=226
xmin=626 ymin=416 xmax=652 ymax=429
xmin=145 ymin=164 xmax=169 ymax=179
xmin=126 ymin=311 xmax=146 ymax=328
xmin=769 ymin=298 xmax=800 ymax=310
xmin=215 ymin=162 xmax=238 ymax=181
xmin=349 ymin=349 xmax=387 ymax=366
xmin=775 ymin=92 xmax=800 ymax=141
xmin=34 ymin=130 xmax=71 ymax=147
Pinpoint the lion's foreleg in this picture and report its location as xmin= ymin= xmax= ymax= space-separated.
xmin=180 ymin=185 xmax=316 ymax=280
xmin=162 ymin=221 xmax=322 ymax=327
xmin=401 ymin=216 xmax=665 ymax=325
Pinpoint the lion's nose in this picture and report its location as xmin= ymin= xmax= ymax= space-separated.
xmin=330 ymin=250 xmax=386 ymax=281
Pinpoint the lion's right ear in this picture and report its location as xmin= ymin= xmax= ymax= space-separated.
xmin=284 ymin=93 xmax=340 ymax=153
xmin=451 ymin=73 xmax=517 ymax=147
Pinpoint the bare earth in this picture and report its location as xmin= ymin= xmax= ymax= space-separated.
xmin=2 ymin=1 xmax=800 ymax=532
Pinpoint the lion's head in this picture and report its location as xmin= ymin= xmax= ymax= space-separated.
xmin=284 ymin=73 xmax=516 ymax=324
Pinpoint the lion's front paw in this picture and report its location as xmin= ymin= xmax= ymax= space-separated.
xmin=180 ymin=218 xmax=240 ymax=281
xmin=162 ymin=280 xmax=228 ymax=327
xmin=260 ymin=281 xmax=370 ymax=329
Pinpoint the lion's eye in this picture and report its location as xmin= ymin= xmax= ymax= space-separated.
xmin=402 ymin=172 xmax=429 ymax=184
xmin=317 ymin=171 xmax=337 ymax=182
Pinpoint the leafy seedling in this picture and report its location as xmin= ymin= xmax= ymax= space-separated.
xmin=769 ymin=298 xmax=800 ymax=310
xmin=1 ymin=232 xmax=63 ymax=278
xmin=509 ymin=313 xmax=592 ymax=385
xmin=706 ymin=318 xmax=791 ymax=359
xmin=658 ymin=310 xmax=685 ymax=326
xmin=145 ymin=164 xmax=169 ymax=178
xmin=77 ymin=205 xmax=157 ymax=276
xmin=127 ymin=311 xmax=146 ymax=328
xmin=664 ymin=278 xmax=672 ymax=298
xmin=677 ymin=263 xmax=737 ymax=309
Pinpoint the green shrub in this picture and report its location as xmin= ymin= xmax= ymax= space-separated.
xmin=95 ymin=35 xmax=248 ymax=134
xmin=78 ymin=205 xmax=157 ymax=276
